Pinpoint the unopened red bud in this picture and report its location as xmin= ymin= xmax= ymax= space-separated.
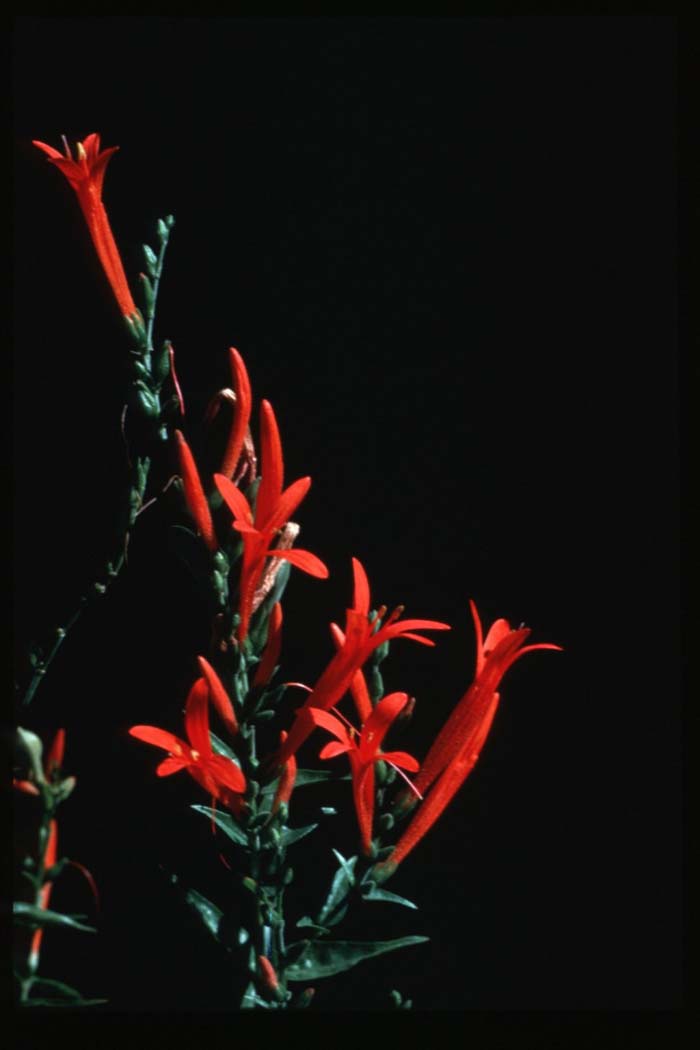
xmin=258 ymin=954 xmax=279 ymax=992
xmin=296 ymin=987 xmax=315 ymax=1008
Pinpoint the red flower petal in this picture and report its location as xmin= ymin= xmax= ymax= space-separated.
xmin=379 ymin=750 xmax=420 ymax=772
xmin=184 ymin=677 xmax=212 ymax=756
xmin=207 ymin=754 xmax=246 ymax=794
xmin=306 ymin=706 xmax=351 ymax=745
xmin=261 ymin=476 xmax=312 ymax=535
xmin=156 ymin=755 xmax=188 ymax=776
xmin=129 ymin=725 xmax=186 ymax=755
xmin=319 ymin=740 xmax=353 ymax=760
xmin=267 ymin=546 xmax=329 ymax=578
xmin=213 ymin=472 xmax=254 ymax=523
xmin=351 ymin=558 xmax=371 ymax=617
xmin=359 ymin=692 xmax=409 ymax=757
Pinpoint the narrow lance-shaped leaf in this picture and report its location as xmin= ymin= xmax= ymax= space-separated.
xmin=191 ymin=805 xmax=248 ymax=847
xmin=317 ymin=853 xmax=357 ymax=926
xmin=284 ymin=936 xmax=429 ymax=981
xmin=185 ymin=889 xmax=223 ymax=941
xmin=13 ymin=902 xmax=96 ymax=933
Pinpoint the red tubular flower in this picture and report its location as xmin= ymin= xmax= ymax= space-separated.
xmin=376 ymin=602 xmax=562 ymax=877
xmin=33 ymin=134 xmax=138 ymax=319
xmin=277 ymin=558 xmax=450 ymax=764
xmin=308 ymin=693 xmax=419 ymax=855
xmin=174 ymin=429 xmax=218 ymax=552
xmin=44 ymin=728 xmax=66 ymax=781
xmin=214 ymin=399 xmax=328 ymax=642
xmin=219 ymin=348 xmax=252 ymax=479
xmin=329 ymin=622 xmax=372 ymax=723
xmin=129 ymin=677 xmax=246 ymax=803
xmin=412 ymin=600 xmax=562 ymax=800
xmin=29 ymin=819 xmax=58 ymax=971
xmin=271 ymin=730 xmax=297 ymax=816
xmin=253 ymin=602 xmax=283 ymax=687
xmin=196 ymin=656 xmax=239 ymax=738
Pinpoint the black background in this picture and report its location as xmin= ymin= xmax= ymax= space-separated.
xmin=13 ymin=16 xmax=680 ymax=1015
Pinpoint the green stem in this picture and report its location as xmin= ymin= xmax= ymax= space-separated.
xmin=20 ymin=461 xmax=150 ymax=709
xmin=20 ymin=217 xmax=174 ymax=709
xmin=145 ymin=220 xmax=172 ymax=360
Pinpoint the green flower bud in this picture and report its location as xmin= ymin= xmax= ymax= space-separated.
xmin=142 ymin=244 xmax=158 ymax=277
xmin=152 ymin=341 xmax=170 ymax=384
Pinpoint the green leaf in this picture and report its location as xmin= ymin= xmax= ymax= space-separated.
xmin=318 ymin=853 xmax=357 ymax=925
xmin=325 ymin=900 xmax=349 ymax=928
xmin=296 ymin=916 xmax=330 ymax=935
xmin=240 ymin=981 xmax=270 ymax=1009
xmin=143 ymin=244 xmax=158 ymax=277
xmin=209 ymin=732 xmax=241 ymax=764
xmin=332 ymin=849 xmax=356 ymax=885
xmin=279 ymin=823 xmax=318 ymax=847
xmin=185 ymin=889 xmax=223 ymax=940
xmin=29 ymin=978 xmax=82 ymax=1000
xmin=285 ymin=936 xmax=429 ymax=981
xmin=260 ymin=768 xmax=338 ymax=794
xmin=24 ymin=996 xmax=108 ymax=1008
xmin=191 ymin=805 xmax=248 ymax=847
xmin=13 ymin=903 xmax=96 ymax=933
xmin=362 ymin=886 xmax=418 ymax=910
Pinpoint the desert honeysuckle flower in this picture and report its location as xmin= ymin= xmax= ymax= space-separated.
xmin=277 ymin=558 xmax=450 ymax=765
xmin=196 ymin=656 xmax=239 ymax=739
xmin=174 ymin=429 xmax=218 ymax=552
xmin=214 ymin=398 xmax=328 ymax=643
xmin=33 ymin=133 xmax=138 ymax=319
xmin=373 ymin=602 xmax=561 ymax=879
xmin=129 ymin=676 xmax=246 ymax=804
xmin=219 ymin=347 xmax=253 ymax=480
xmin=309 ymin=693 xmax=419 ymax=855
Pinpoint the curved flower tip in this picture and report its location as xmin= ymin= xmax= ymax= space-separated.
xmin=33 ymin=133 xmax=137 ymax=318
xmin=196 ymin=655 xmax=239 ymax=738
xmin=219 ymin=347 xmax=253 ymax=479
xmin=174 ymin=430 xmax=218 ymax=552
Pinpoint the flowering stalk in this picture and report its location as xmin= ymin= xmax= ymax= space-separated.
xmin=21 ymin=134 xmax=179 ymax=709
xmin=13 ymin=730 xmax=101 ymax=1006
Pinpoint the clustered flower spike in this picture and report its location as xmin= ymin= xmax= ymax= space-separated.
xmin=277 ymin=558 xmax=451 ymax=764
xmin=214 ymin=398 xmax=328 ymax=642
xmin=33 ymin=134 xmax=138 ymax=319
